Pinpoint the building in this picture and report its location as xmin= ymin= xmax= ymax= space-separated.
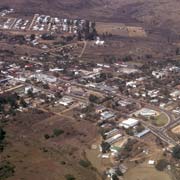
xmin=135 ymin=129 xmax=150 ymax=138
xmin=137 ymin=108 xmax=158 ymax=117
xmin=170 ymin=90 xmax=180 ymax=98
xmin=120 ymin=118 xmax=139 ymax=129
xmin=58 ymin=96 xmax=74 ymax=106
xmin=105 ymin=134 xmax=122 ymax=145
xmin=100 ymin=111 xmax=115 ymax=120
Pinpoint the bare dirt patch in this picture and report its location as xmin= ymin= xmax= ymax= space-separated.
xmin=127 ymin=26 xmax=147 ymax=37
xmin=172 ymin=125 xmax=180 ymax=135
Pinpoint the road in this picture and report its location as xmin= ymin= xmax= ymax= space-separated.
xmin=79 ymin=40 xmax=87 ymax=58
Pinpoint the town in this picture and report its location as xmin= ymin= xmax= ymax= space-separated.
xmin=0 ymin=7 xmax=180 ymax=180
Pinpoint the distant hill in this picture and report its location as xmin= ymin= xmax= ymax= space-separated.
xmin=1 ymin=0 xmax=180 ymax=32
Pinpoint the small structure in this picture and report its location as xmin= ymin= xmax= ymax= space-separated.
xmin=95 ymin=37 xmax=104 ymax=45
xmin=148 ymin=160 xmax=155 ymax=165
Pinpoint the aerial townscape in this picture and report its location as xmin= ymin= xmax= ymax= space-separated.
xmin=0 ymin=1 xmax=180 ymax=180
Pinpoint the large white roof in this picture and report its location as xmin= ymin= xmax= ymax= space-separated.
xmin=120 ymin=118 xmax=139 ymax=128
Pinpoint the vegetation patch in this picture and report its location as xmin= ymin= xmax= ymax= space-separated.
xmin=155 ymin=159 xmax=169 ymax=171
xmin=0 ymin=161 xmax=15 ymax=180
xmin=65 ymin=174 xmax=76 ymax=180
xmin=151 ymin=113 xmax=168 ymax=127
xmin=79 ymin=159 xmax=91 ymax=168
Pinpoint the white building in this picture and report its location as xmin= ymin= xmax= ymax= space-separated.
xmin=120 ymin=118 xmax=139 ymax=129
xmin=58 ymin=97 xmax=74 ymax=106
xmin=137 ymin=108 xmax=158 ymax=117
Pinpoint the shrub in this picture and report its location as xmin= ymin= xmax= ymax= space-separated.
xmin=155 ymin=159 xmax=168 ymax=171
xmin=79 ymin=159 xmax=91 ymax=168
xmin=53 ymin=129 xmax=64 ymax=137
xmin=172 ymin=145 xmax=180 ymax=159
xmin=0 ymin=161 xmax=15 ymax=180
xmin=44 ymin=134 xmax=50 ymax=139
xmin=65 ymin=174 xmax=76 ymax=180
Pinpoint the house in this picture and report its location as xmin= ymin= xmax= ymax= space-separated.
xmin=120 ymin=118 xmax=139 ymax=129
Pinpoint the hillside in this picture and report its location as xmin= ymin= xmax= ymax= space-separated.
xmin=0 ymin=0 xmax=180 ymax=33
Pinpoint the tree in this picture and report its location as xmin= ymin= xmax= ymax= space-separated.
xmin=125 ymin=128 xmax=134 ymax=136
xmin=172 ymin=145 xmax=180 ymax=159
xmin=7 ymin=96 xmax=18 ymax=109
xmin=30 ymin=34 xmax=35 ymax=41
xmin=136 ymin=124 xmax=145 ymax=133
xmin=101 ymin=141 xmax=111 ymax=153
xmin=0 ymin=161 xmax=15 ymax=179
xmin=55 ymin=92 xmax=62 ymax=99
xmin=27 ymin=88 xmax=34 ymax=98
xmin=0 ymin=127 xmax=6 ymax=143
xmin=65 ymin=174 xmax=76 ymax=180
xmin=44 ymin=134 xmax=50 ymax=139
xmin=79 ymin=159 xmax=91 ymax=168
xmin=112 ymin=174 xmax=119 ymax=180
xmin=53 ymin=129 xmax=64 ymax=137
xmin=155 ymin=159 xmax=168 ymax=171
xmin=89 ymin=94 xmax=99 ymax=103
xmin=0 ymin=104 xmax=4 ymax=113
xmin=176 ymin=47 xmax=180 ymax=55
xmin=42 ymin=83 xmax=49 ymax=89
xmin=20 ymin=98 xmax=27 ymax=108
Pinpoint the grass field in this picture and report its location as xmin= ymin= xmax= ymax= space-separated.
xmin=152 ymin=113 xmax=169 ymax=127
xmin=124 ymin=165 xmax=171 ymax=180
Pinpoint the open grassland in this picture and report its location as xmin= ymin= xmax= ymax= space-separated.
xmin=2 ymin=109 xmax=100 ymax=180
xmin=124 ymin=165 xmax=171 ymax=180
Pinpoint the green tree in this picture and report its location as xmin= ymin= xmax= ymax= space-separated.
xmin=155 ymin=159 xmax=168 ymax=171
xmin=44 ymin=134 xmax=50 ymax=139
xmin=65 ymin=174 xmax=76 ymax=180
xmin=20 ymin=98 xmax=27 ymax=108
xmin=53 ymin=129 xmax=64 ymax=137
xmin=79 ymin=159 xmax=91 ymax=168
xmin=27 ymin=88 xmax=34 ymax=98
xmin=112 ymin=174 xmax=119 ymax=180
xmin=0 ymin=127 xmax=6 ymax=143
xmin=101 ymin=141 xmax=111 ymax=153
xmin=0 ymin=161 xmax=15 ymax=180
xmin=172 ymin=145 xmax=180 ymax=159
xmin=89 ymin=94 xmax=99 ymax=103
